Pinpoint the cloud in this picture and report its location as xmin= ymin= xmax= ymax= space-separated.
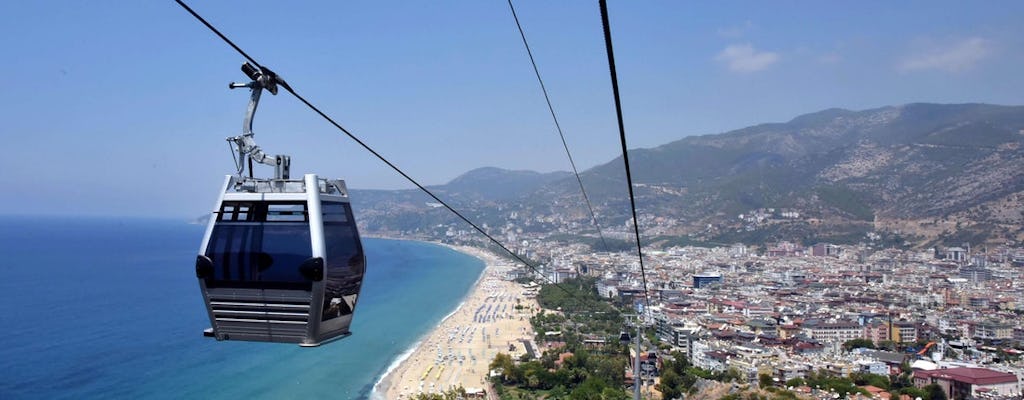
xmin=898 ymin=37 xmax=992 ymax=73
xmin=715 ymin=44 xmax=780 ymax=73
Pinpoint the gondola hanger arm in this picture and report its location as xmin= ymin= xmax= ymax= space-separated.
xmin=227 ymin=62 xmax=291 ymax=179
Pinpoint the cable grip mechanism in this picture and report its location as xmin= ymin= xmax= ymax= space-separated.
xmin=226 ymin=62 xmax=291 ymax=180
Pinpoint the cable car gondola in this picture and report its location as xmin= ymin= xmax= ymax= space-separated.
xmin=195 ymin=63 xmax=365 ymax=346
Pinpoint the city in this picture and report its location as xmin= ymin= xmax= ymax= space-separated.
xmin=388 ymin=214 xmax=1024 ymax=399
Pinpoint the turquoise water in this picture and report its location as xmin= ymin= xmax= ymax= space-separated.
xmin=0 ymin=216 xmax=484 ymax=399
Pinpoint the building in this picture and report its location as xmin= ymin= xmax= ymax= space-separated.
xmin=857 ymin=349 xmax=909 ymax=375
xmin=973 ymin=321 xmax=1014 ymax=342
xmin=596 ymin=279 xmax=619 ymax=299
xmin=549 ymin=267 xmax=577 ymax=283
xmin=944 ymin=247 xmax=968 ymax=262
xmin=959 ymin=266 xmax=992 ymax=282
xmin=913 ymin=367 xmax=1020 ymax=399
xmin=693 ymin=273 xmax=723 ymax=289
xmin=804 ymin=320 xmax=862 ymax=343
xmin=892 ymin=322 xmax=918 ymax=343
xmin=863 ymin=321 xmax=890 ymax=344
xmin=767 ymin=241 xmax=802 ymax=257
xmin=811 ymin=243 xmax=842 ymax=257
xmin=775 ymin=365 xmax=811 ymax=383
xmin=854 ymin=359 xmax=889 ymax=376
xmin=665 ymin=326 xmax=699 ymax=359
xmin=968 ymin=296 xmax=990 ymax=308
xmin=778 ymin=324 xmax=802 ymax=340
xmin=691 ymin=341 xmax=728 ymax=371
xmin=617 ymin=287 xmax=646 ymax=305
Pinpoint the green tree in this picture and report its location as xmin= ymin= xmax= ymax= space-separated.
xmin=658 ymin=368 xmax=683 ymax=400
xmin=686 ymin=366 xmax=713 ymax=379
xmin=569 ymin=376 xmax=610 ymax=400
xmin=843 ymin=338 xmax=876 ymax=352
xmin=784 ymin=377 xmax=805 ymax=388
xmin=805 ymin=371 xmax=869 ymax=398
xmin=876 ymin=340 xmax=897 ymax=351
xmin=924 ymin=383 xmax=948 ymax=400
xmin=600 ymin=387 xmax=629 ymax=399
xmin=759 ymin=373 xmax=774 ymax=388
xmin=716 ymin=367 xmax=744 ymax=383
xmin=490 ymin=353 xmax=516 ymax=383
xmin=898 ymin=386 xmax=929 ymax=399
xmin=891 ymin=361 xmax=913 ymax=390
xmin=412 ymin=387 xmax=467 ymax=400
xmin=850 ymin=372 xmax=890 ymax=390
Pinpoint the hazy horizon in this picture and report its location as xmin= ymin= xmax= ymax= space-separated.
xmin=3 ymin=1 xmax=1023 ymax=218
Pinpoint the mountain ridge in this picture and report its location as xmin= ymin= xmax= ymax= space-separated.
xmin=352 ymin=102 xmax=1024 ymax=248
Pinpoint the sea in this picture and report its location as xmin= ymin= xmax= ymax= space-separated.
xmin=0 ymin=216 xmax=485 ymax=399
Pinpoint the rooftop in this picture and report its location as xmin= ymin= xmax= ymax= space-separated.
xmin=915 ymin=367 xmax=1018 ymax=385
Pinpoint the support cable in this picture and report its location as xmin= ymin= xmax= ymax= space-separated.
xmin=506 ymin=0 xmax=610 ymax=252
xmin=174 ymin=0 xmax=575 ymax=295
xmin=597 ymin=0 xmax=651 ymax=312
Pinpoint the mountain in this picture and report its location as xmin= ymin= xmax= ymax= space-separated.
xmin=350 ymin=167 xmax=572 ymax=235
xmin=439 ymin=167 xmax=573 ymax=202
xmin=352 ymin=103 xmax=1024 ymax=248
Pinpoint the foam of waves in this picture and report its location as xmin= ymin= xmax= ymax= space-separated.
xmin=369 ymin=337 xmax=421 ymax=400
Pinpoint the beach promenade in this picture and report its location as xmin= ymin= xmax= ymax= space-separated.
xmin=375 ymin=246 xmax=538 ymax=399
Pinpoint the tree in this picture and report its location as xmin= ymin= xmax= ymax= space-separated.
xmin=600 ymin=387 xmax=629 ymax=400
xmin=759 ymin=373 xmax=774 ymax=388
xmin=924 ymin=383 xmax=948 ymax=400
xmin=412 ymin=387 xmax=467 ymax=400
xmin=569 ymin=376 xmax=610 ymax=400
xmin=784 ymin=377 xmax=805 ymax=388
xmin=876 ymin=340 xmax=897 ymax=351
xmin=597 ymin=359 xmax=623 ymax=388
xmin=898 ymin=386 xmax=928 ymax=400
xmin=891 ymin=361 xmax=913 ymax=390
xmin=805 ymin=371 xmax=869 ymax=398
xmin=716 ymin=367 xmax=744 ymax=383
xmin=843 ymin=338 xmax=875 ymax=352
xmin=850 ymin=372 xmax=890 ymax=390
xmin=658 ymin=369 xmax=683 ymax=400
xmin=491 ymin=353 xmax=516 ymax=384
xmin=526 ymin=373 xmax=540 ymax=389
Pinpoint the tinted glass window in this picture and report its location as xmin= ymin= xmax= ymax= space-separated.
xmin=218 ymin=202 xmax=255 ymax=222
xmin=205 ymin=202 xmax=313 ymax=288
xmin=322 ymin=202 xmax=350 ymax=223
xmin=321 ymin=202 xmax=364 ymax=321
xmin=267 ymin=203 xmax=307 ymax=222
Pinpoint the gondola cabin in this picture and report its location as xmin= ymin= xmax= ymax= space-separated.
xmin=196 ymin=174 xmax=365 ymax=346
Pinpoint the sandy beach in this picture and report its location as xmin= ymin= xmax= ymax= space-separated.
xmin=373 ymin=245 xmax=539 ymax=399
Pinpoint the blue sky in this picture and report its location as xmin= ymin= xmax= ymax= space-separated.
xmin=1 ymin=1 xmax=1022 ymax=218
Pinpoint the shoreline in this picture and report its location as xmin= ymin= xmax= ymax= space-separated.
xmin=370 ymin=242 xmax=490 ymax=398
xmin=370 ymin=241 xmax=538 ymax=399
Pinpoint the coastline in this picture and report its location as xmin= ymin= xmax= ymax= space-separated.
xmin=371 ymin=242 xmax=538 ymax=399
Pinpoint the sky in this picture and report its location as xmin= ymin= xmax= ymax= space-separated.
xmin=1 ymin=1 xmax=1023 ymax=218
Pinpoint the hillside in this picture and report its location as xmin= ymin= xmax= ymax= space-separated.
xmin=352 ymin=103 xmax=1024 ymax=247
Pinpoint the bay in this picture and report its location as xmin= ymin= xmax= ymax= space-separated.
xmin=0 ymin=216 xmax=483 ymax=399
